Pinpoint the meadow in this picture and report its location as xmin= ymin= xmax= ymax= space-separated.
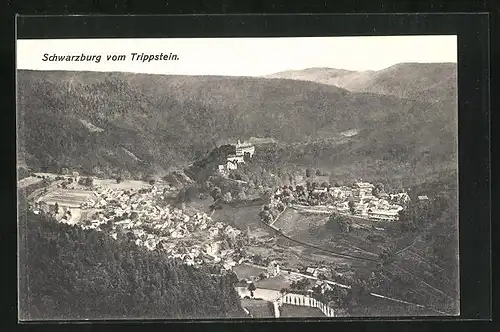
xmin=279 ymin=304 xmax=324 ymax=317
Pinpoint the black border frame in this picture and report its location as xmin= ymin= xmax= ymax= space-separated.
xmin=7 ymin=12 xmax=492 ymax=331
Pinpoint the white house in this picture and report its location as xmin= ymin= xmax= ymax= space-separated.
xmin=390 ymin=192 xmax=411 ymax=204
xmin=368 ymin=209 xmax=399 ymax=221
xmin=267 ymin=260 xmax=280 ymax=277
xmin=306 ymin=267 xmax=318 ymax=277
xmin=227 ymin=160 xmax=238 ymax=170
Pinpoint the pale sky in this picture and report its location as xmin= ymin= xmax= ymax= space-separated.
xmin=16 ymin=35 xmax=457 ymax=76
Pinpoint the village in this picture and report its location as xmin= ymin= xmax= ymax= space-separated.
xmin=266 ymin=181 xmax=410 ymax=224
xmin=22 ymin=139 xmax=432 ymax=318
xmin=29 ymin=173 xmax=250 ymax=270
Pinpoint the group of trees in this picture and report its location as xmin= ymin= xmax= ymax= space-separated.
xmin=326 ymin=213 xmax=353 ymax=233
xmin=397 ymin=192 xmax=452 ymax=233
xmin=18 ymin=211 xmax=245 ymax=320
xmin=305 ymin=168 xmax=328 ymax=178
xmin=371 ymin=183 xmax=386 ymax=198
xmin=78 ymin=176 xmax=94 ymax=187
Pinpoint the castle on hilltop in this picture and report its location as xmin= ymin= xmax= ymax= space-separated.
xmin=218 ymin=139 xmax=255 ymax=175
xmin=235 ymin=140 xmax=255 ymax=158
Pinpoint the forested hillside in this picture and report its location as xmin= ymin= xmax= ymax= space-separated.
xmin=17 ymin=69 xmax=456 ymax=185
xmin=18 ymin=208 xmax=244 ymax=320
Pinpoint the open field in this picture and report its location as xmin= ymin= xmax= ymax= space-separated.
xmin=236 ymin=287 xmax=282 ymax=302
xmin=240 ymin=299 xmax=274 ymax=318
xmin=93 ymin=179 xmax=152 ymax=190
xmin=255 ymin=275 xmax=292 ymax=291
xmin=279 ymin=304 xmax=325 ymax=317
xmin=212 ymin=203 xmax=271 ymax=238
xmin=273 ymin=209 xmax=328 ymax=235
xmin=275 ymin=208 xmax=386 ymax=258
xmin=185 ymin=196 xmax=213 ymax=213
xmin=38 ymin=189 xmax=97 ymax=208
xmin=233 ymin=263 xmax=267 ymax=280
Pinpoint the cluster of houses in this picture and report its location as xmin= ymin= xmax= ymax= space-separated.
xmin=269 ymin=181 xmax=410 ymax=221
xmin=218 ymin=140 xmax=255 ymax=175
xmin=64 ymin=185 xmax=245 ymax=267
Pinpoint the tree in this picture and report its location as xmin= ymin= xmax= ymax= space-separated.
xmin=399 ymin=207 xmax=417 ymax=232
xmin=348 ymin=200 xmax=356 ymax=214
xmin=247 ymin=282 xmax=257 ymax=298
xmin=210 ymin=187 xmax=222 ymax=201
xmin=337 ymin=218 xmax=352 ymax=233
xmin=223 ymin=192 xmax=232 ymax=202
xmin=259 ymin=210 xmax=271 ymax=223
xmin=373 ymin=183 xmax=385 ymax=197
xmin=253 ymin=254 xmax=263 ymax=265
xmin=379 ymin=247 xmax=394 ymax=265
xmin=79 ymin=176 xmax=93 ymax=187
xmin=277 ymin=202 xmax=285 ymax=212
xmin=237 ymin=191 xmax=247 ymax=201
xmin=326 ymin=214 xmax=340 ymax=230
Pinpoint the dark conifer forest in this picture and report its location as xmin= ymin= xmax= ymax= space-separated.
xmin=18 ymin=206 xmax=245 ymax=320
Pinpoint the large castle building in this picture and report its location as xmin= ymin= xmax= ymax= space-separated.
xmin=218 ymin=140 xmax=255 ymax=174
xmin=235 ymin=140 xmax=255 ymax=158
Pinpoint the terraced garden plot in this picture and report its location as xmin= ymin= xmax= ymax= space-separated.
xmin=370 ymin=247 xmax=459 ymax=315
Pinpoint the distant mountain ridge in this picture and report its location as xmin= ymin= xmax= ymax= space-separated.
xmin=266 ymin=62 xmax=457 ymax=104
